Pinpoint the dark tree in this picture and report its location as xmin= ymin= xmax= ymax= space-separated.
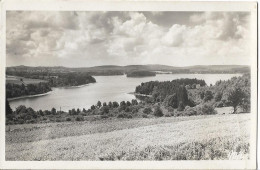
xmin=112 ymin=102 xmax=119 ymax=108
xmin=227 ymin=87 xmax=246 ymax=113
xmin=120 ymin=101 xmax=126 ymax=107
xmin=214 ymin=92 xmax=222 ymax=102
xmin=97 ymin=101 xmax=102 ymax=108
xmin=164 ymin=93 xmax=178 ymax=108
xmin=131 ymin=99 xmax=138 ymax=105
xmin=103 ymin=102 xmax=107 ymax=107
xmin=177 ymin=101 xmax=185 ymax=111
xmin=126 ymin=101 xmax=131 ymax=106
xmin=6 ymin=99 xmax=13 ymax=115
xmin=91 ymin=105 xmax=96 ymax=110
xmin=154 ymin=106 xmax=163 ymax=117
xmin=108 ymin=101 xmax=113 ymax=108
xmin=51 ymin=108 xmax=56 ymax=115
xmin=203 ymin=90 xmax=213 ymax=102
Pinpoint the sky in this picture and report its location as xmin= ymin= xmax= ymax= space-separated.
xmin=6 ymin=11 xmax=251 ymax=67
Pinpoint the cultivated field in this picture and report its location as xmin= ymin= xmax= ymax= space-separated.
xmin=6 ymin=113 xmax=250 ymax=161
xmin=6 ymin=75 xmax=47 ymax=85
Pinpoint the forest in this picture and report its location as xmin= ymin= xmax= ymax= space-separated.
xmin=6 ymin=72 xmax=96 ymax=99
xmin=6 ymin=83 xmax=52 ymax=99
xmin=48 ymin=72 xmax=96 ymax=87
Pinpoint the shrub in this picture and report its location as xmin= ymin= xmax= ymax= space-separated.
xmin=75 ymin=116 xmax=84 ymax=121
xmin=177 ymin=102 xmax=185 ymax=111
xmin=131 ymin=108 xmax=138 ymax=114
xmin=66 ymin=117 xmax=72 ymax=121
xmin=214 ymin=101 xmax=224 ymax=108
xmin=167 ymin=106 xmax=174 ymax=112
xmin=125 ymin=107 xmax=131 ymax=112
xmin=183 ymin=106 xmax=197 ymax=116
xmin=142 ymin=114 xmax=148 ymax=118
xmin=197 ymin=103 xmax=217 ymax=115
xmin=203 ymin=90 xmax=213 ymax=102
xmin=56 ymin=119 xmax=62 ymax=122
xmin=101 ymin=115 xmax=109 ymax=119
xmin=101 ymin=106 xmax=110 ymax=114
xmin=154 ymin=106 xmax=163 ymax=117
xmin=117 ymin=113 xmax=132 ymax=119
xmin=214 ymin=92 xmax=222 ymax=102
xmin=143 ymin=107 xmax=152 ymax=114
xmin=164 ymin=113 xmax=171 ymax=117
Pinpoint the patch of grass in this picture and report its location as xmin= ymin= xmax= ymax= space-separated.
xmin=5 ymin=114 xmax=250 ymax=161
xmin=100 ymin=137 xmax=249 ymax=160
xmin=6 ymin=75 xmax=46 ymax=85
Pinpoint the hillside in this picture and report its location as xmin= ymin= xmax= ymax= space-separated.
xmin=6 ymin=64 xmax=250 ymax=75
xmin=6 ymin=114 xmax=250 ymax=160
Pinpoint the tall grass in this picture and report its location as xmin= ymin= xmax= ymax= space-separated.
xmin=99 ymin=137 xmax=249 ymax=160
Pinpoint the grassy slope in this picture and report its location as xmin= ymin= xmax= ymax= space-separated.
xmin=6 ymin=75 xmax=47 ymax=85
xmin=6 ymin=114 xmax=250 ymax=161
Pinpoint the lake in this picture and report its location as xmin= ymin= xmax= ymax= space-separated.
xmin=9 ymin=74 xmax=241 ymax=111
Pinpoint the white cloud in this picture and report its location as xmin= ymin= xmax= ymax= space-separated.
xmin=6 ymin=11 xmax=251 ymax=67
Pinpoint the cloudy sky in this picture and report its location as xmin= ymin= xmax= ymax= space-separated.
xmin=6 ymin=11 xmax=250 ymax=67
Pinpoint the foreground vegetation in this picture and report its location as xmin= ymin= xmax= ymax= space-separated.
xmin=6 ymin=114 xmax=250 ymax=160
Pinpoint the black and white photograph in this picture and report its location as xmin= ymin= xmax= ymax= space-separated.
xmin=0 ymin=0 xmax=257 ymax=169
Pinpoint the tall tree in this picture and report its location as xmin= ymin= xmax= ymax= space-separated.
xmin=6 ymin=99 xmax=13 ymax=116
xmin=227 ymin=87 xmax=245 ymax=113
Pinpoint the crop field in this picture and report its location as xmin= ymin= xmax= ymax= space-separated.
xmin=6 ymin=113 xmax=250 ymax=161
xmin=6 ymin=75 xmax=47 ymax=85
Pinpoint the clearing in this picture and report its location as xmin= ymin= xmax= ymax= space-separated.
xmin=6 ymin=75 xmax=47 ymax=85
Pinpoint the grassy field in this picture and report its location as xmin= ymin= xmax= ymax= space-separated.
xmin=5 ymin=113 xmax=250 ymax=161
xmin=6 ymin=75 xmax=47 ymax=85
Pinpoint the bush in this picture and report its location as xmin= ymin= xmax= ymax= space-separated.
xmin=164 ymin=113 xmax=172 ymax=117
xmin=75 ymin=116 xmax=84 ymax=121
xmin=196 ymin=103 xmax=217 ymax=115
xmin=56 ymin=119 xmax=62 ymax=122
xmin=131 ymin=108 xmax=138 ymax=114
xmin=101 ymin=115 xmax=109 ymax=119
xmin=154 ymin=106 xmax=163 ymax=117
xmin=143 ymin=107 xmax=152 ymax=114
xmin=183 ymin=106 xmax=197 ymax=116
xmin=177 ymin=102 xmax=185 ymax=111
xmin=66 ymin=117 xmax=72 ymax=121
xmin=117 ymin=113 xmax=133 ymax=119
xmin=142 ymin=114 xmax=148 ymax=118
xmin=125 ymin=107 xmax=131 ymax=112
xmin=214 ymin=101 xmax=224 ymax=108
xmin=203 ymin=90 xmax=213 ymax=102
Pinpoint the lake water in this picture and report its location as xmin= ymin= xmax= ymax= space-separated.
xmin=9 ymin=74 xmax=241 ymax=111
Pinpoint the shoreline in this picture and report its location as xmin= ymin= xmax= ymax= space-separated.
xmin=128 ymin=92 xmax=152 ymax=97
xmin=8 ymin=82 xmax=96 ymax=101
xmin=54 ymin=82 xmax=95 ymax=89
xmin=8 ymin=91 xmax=52 ymax=101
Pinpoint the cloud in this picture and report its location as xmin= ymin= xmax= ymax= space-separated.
xmin=6 ymin=11 xmax=251 ymax=67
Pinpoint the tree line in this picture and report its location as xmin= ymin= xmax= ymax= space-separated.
xmin=6 ymin=72 xmax=96 ymax=98
xmin=6 ymin=82 xmax=51 ymax=98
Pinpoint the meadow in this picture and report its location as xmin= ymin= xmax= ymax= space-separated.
xmin=6 ymin=75 xmax=47 ymax=85
xmin=6 ymin=113 xmax=250 ymax=161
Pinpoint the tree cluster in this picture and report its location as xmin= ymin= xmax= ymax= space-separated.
xmin=6 ymin=82 xmax=51 ymax=98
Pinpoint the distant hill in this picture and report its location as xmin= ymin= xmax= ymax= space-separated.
xmin=6 ymin=64 xmax=250 ymax=75
xmin=126 ymin=70 xmax=156 ymax=77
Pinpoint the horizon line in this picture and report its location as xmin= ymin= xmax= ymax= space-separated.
xmin=6 ymin=64 xmax=251 ymax=68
